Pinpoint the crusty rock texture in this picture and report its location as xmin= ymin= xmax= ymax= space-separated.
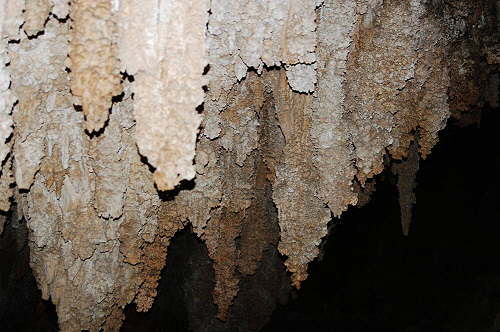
xmin=0 ymin=0 xmax=22 ymax=212
xmin=0 ymin=0 xmax=497 ymax=331
xmin=23 ymin=0 xmax=52 ymax=37
xmin=117 ymin=0 xmax=208 ymax=191
xmin=68 ymin=0 xmax=121 ymax=133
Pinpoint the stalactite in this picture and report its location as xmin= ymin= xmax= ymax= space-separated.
xmin=117 ymin=0 xmax=208 ymax=191
xmin=393 ymin=141 xmax=420 ymax=236
xmin=345 ymin=0 xmax=449 ymax=183
xmin=68 ymin=0 xmax=121 ymax=133
xmin=0 ymin=0 xmax=497 ymax=331
xmin=202 ymin=73 xmax=264 ymax=320
xmin=237 ymin=93 xmax=282 ymax=278
xmin=10 ymin=15 xmax=66 ymax=192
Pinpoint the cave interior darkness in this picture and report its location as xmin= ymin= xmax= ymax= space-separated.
xmin=0 ymin=105 xmax=498 ymax=332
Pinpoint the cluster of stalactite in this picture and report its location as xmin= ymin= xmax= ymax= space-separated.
xmin=0 ymin=0 xmax=497 ymax=331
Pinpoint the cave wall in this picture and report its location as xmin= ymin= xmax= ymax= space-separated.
xmin=0 ymin=0 xmax=497 ymax=331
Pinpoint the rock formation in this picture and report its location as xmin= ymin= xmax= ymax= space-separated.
xmin=0 ymin=0 xmax=497 ymax=331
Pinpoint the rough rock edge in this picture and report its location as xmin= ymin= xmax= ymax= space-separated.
xmin=117 ymin=0 xmax=208 ymax=191
xmin=68 ymin=0 xmax=122 ymax=133
xmin=0 ymin=0 xmax=23 ymax=211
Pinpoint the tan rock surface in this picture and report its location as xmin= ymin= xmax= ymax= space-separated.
xmin=68 ymin=0 xmax=121 ymax=133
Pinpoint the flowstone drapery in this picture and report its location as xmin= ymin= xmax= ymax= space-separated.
xmin=0 ymin=0 xmax=497 ymax=331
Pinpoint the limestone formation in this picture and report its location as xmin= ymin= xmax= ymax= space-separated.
xmin=117 ymin=0 xmax=208 ymax=191
xmin=0 ymin=0 xmax=497 ymax=331
xmin=0 ymin=0 xmax=22 ymax=212
xmin=68 ymin=0 xmax=121 ymax=133
xmin=393 ymin=141 xmax=420 ymax=236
